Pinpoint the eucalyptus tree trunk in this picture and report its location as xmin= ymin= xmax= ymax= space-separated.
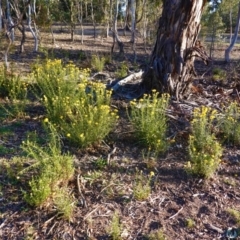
xmin=142 ymin=0 xmax=209 ymax=100
xmin=18 ymin=22 xmax=26 ymax=53
xmin=6 ymin=0 xmax=14 ymax=41
xmin=130 ymin=0 xmax=136 ymax=43
xmin=77 ymin=0 xmax=84 ymax=44
xmin=0 ymin=0 xmax=2 ymax=32
xmin=111 ymin=0 xmax=124 ymax=55
xmin=225 ymin=2 xmax=240 ymax=62
xmin=229 ymin=8 xmax=233 ymax=44
xmin=90 ymin=0 xmax=96 ymax=39
xmin=27 ymin=1 xmax=39 ymax=52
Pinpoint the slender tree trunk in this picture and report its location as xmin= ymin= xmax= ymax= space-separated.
xmin=18 ymin=22 xmax=26 ymax=53
xmin=229 ymin=8 xmax=232 ymax=44
xmin=111 ymin=0 xmax=124 ymax=55
xmin=0 ymin=0 xmax=2 ymax=32
xmin=50 ymin=25 xmax=55 ymax=44
xmin=142 ymin=0 xmax=209 ymax=100
xmin=130 ymin=0 xmax=136 ymax=61
xmin=225 ymin=2 xmax=240 ymax=63
xmin=90 ymin=0 xmax=96 ymax=39
xmin=27 ymin=2 xmax=38 ymax=52
xmin=77 ymin=0 xmax=84 ymax=44
xmin=130 ymin=0 xmax=136 ymax=43
xmin=6 ymin=0 xmax=14 ymax=41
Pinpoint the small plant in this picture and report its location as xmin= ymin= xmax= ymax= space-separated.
xmin=217 ymin=101 xmax=240 ymax=145
xmin=212 ymin=67 xmax=226 ymax=81
xmin=91 ymin=54 xmax=105 ymax=72
xmin=94 ymin=158 xmax=108 ymax=170
xmin=185 ymin=218 xmax=195 ymax=229
xmin=22 ymin=123 xmax=74 ymax=207
xmin=133 ymin=171 xmax=152 ymax=201
xmin=116 ymin=62 xmax=128 ymax=78
xmin=128 ymin=91 xmax=169 ymax=154
xmin=24 ymin=225 xmax=36 ymax=240
xmin=54 ymin=188 xmax=75 ymax=220
xmin=0 ymin=66 xmax=27 ymax=100
xmin=84 ymin=170 xmax=103 ymax=186
xmin=0 ymin=66 xmax=28 ymax=118
xmin=227 ymin=208 xmax=240 ymax=226
xmin=107 ymin=211 xmax=122 ymax=240
xmin=186 ymin=106 xmax=223 ymax=178
xmin=146 ymin=229 xmax=166 ymax=240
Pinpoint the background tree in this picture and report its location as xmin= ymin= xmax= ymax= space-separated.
xmin=225 ymin=2 xmax=240 ymax=62
xmin=142 ymin=0 xmax=209 ymax=100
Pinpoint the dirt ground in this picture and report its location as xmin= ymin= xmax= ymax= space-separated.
xmin=0 ymin=25 xmax=240 ymax=240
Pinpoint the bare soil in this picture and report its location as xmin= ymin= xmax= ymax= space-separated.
xmin=0 ymin=25 xmax=240 ymax=240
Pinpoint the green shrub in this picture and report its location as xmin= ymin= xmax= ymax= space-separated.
xmin=0 ymin=67 xmax=28 ymax=118
xmin=91 ymin=54 xmax=105 ymax=72
xmin=128 ymin=91 xmax=169 ymax=154
xmin=146 ymin=230 xmax=166 ymax=240
xmin=212 ymin=67 xmax=226 ymax=81
xmin=54 ymin=188 xmax=75 ymax=220
xmin=133 ymin=171 xmax=152 ymax=201
xmin=227 ymin=208 xmax=240 ymax=226
xmin=32 ymin=59 xmax=118 ymax=148
xmin=107 ymin=211 xmax=123 ymax=240
xmin=116 ymin=62 xmax=128 ymax=78
xmin=22 ymin=123 xmax=74 ymax=207
xmin=186 ymin=106 xmax=222 ymax=178
xmin=0 ymin=66 xmax=27 ymax=100
xmin=185 ymin=218 xmax=195 ymax=228
xmin=217 ymin=101 xmax=240 ymax=145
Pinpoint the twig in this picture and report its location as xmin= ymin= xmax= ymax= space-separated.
xmin=83 ymin=205 xmax=100 ymax=220
xmin=107 ymin=147 xmax=117 ymax=165
xmin=205 ymin=223 xmax=224 ymax=234
xmin=44 ymin=215 xmax=56 ymax=225
xmin=47 ymin=222 xmax=58 ymax=235
xmin=192 ymin=193 xmax=205 ymax=197
xmin=111 ymin=70 xmax=143 ymax=91
xmin=236 ymin=89 xmax=240 ymax=102
xmin=168 ymin=206 xmax=183 ymax=220
xmin=77 ymin=174 xmax=87 ymax=208
xmin=0 ymin=218 xmax=7 ymax=229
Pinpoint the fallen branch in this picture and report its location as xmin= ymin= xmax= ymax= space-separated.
xmin=168 ymin=206 xmax=183 ymax=220
xmin=111 ymin=70 xmax=144 ymax=91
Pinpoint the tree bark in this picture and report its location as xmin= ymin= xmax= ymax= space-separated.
xmin=111 ymin=0 xmax=124 ymax=55
xmin=142 ymin=0 xmax=209 ymax=100
xmin=225 ymin=2 xmax=240 ymax=63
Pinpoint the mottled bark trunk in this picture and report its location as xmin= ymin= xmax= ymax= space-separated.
xmin=225 ymin=2 xmax=240 ymax=63
xmin=143 ymin=0 xmax=208 ymax=100
xmin=111 ymin=0 xmax=124 ymax=55
xmin=18 ymin=22 xmax=26 ymax=53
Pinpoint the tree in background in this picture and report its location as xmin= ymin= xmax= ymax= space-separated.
xmin=142 ymin=0 xmax=210 ymax=100
xmin=225 ymin=2 xmax=240 ymax=62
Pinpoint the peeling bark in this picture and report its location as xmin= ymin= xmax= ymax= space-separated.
xmin=142 ymin=0 xmax=209 ymax=100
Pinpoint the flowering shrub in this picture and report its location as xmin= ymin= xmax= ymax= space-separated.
xmin=128 ymin=91 xmax=169 ymax=154
xmin=0 ymin=66 xmax=27 ymax=100
xmin=32 ymin=59 xmax=118 ymax=148
xmin=217 ymin=101 xmax=240 ymax=145
xmin=186 ymin=106 xmax=222 ymax=178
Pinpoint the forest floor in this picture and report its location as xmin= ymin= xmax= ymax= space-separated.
xmin=0 ymin=25 xmax=240 ymax=240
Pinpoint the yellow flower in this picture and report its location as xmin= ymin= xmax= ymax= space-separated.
xmin=150 ymin=171 xmax=155 ymax=177
xmin=67 ymin=133 xmax=71 ymax=137
xmin=44 ymin=118 xmax=49 ymax=123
